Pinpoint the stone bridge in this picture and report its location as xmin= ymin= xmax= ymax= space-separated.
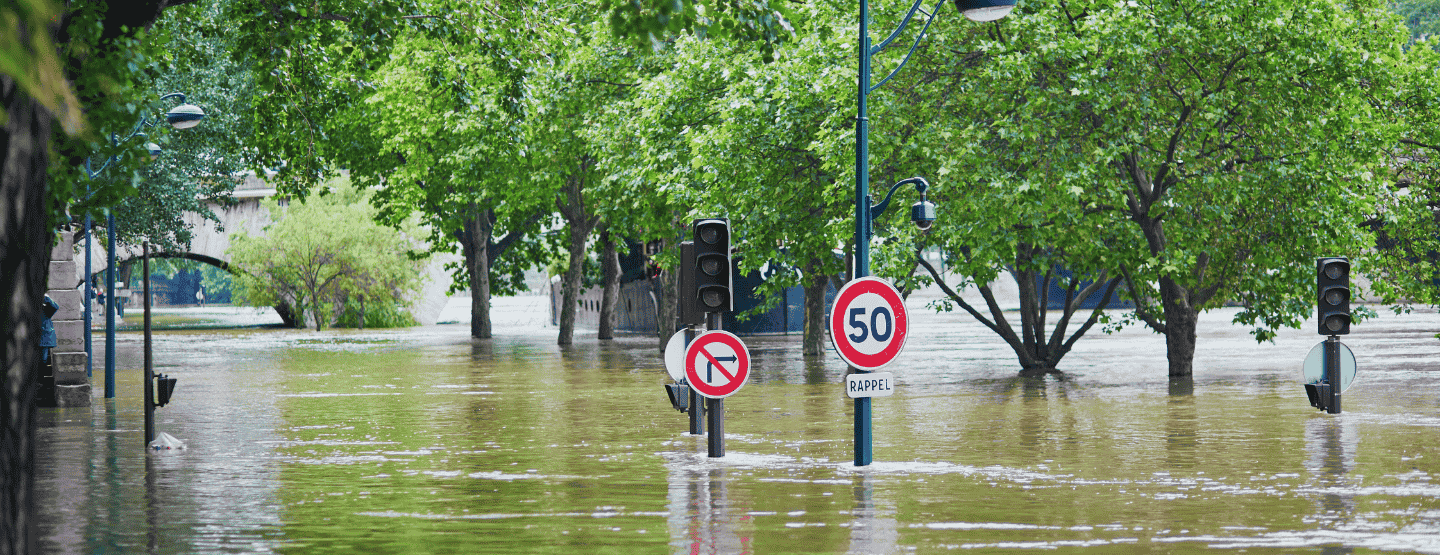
xmin=65 ymin=174 xmax=454 ymax=326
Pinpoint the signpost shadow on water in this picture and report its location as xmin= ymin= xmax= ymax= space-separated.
xmin=664 ymin=454 xmax=745 ymax=554
xmin=848 ymin=473 xmax=898 ymax=554
xmin=1306 ymin=416 xmax=1359 ymax=527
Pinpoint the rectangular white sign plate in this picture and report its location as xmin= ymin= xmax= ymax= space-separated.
xmin=846 ymin=372 xmax=895 ymax=398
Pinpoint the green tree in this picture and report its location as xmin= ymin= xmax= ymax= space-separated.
xmin=522 ymin=22 xmax=650 ymax=346
xmin=3 ymin=2 xmax=188 ymax=548
xmin=910 ymin=0 xmax=1422 ymax=377
xmin=854 ymin=2 xmax=1126 ymax=375
xmin=343 ymin=28 xmax=556 ymax=339
xmin=600 ymin=0 xmax=794 ymax=60
xmin=229 ymin=178 xmax=424 ymax=330
xmin=583 ymin=31 xmax=723 ymax=343
xmin=63 ymin=0 xmax=259 ymax=257
xmin=683 ymin=16 xmax=857 ymax=356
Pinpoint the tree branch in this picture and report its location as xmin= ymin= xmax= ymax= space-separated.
xmin=1121 ymin=268 xmax=1166 ymax=333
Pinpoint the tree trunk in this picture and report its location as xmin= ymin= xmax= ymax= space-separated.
xmin=460 ymin=208 xmax=495 ymax=339
xmin=1160 ymin=277 xmax=1198 ymax=378
xmin=1124 ymin=158 xmax=1203 ymax=379
xmin=273 ymin=299 xmax=301 ymax=328
xmin=802 ymin=259 xmax=828 ymax=356
xmin=309 ymin=286 xmax=322 ymax=332
xmin=655 ymin=237 xmax=678 ymax=351
xmin=598 ymin=227 xmax=619 ymax=340
xmin=1 ymin=77 xmax=52 ymax=555
xmin=558 ymin=223 xmax=586 ymax=346
xmin=556 ymin=165 xmax=598 ymax=346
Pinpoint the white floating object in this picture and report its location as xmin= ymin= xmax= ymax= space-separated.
xmin=149 ymin=432 xmax=187 ymax=451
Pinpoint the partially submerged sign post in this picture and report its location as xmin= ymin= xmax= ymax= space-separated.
xmin=685 ymin=330 xmax=750 ymax=458
xmin=829 ymin=277 xmax=909 ymax=466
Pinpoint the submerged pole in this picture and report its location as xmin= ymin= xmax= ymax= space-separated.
xmin=143 ymin=243 xmax=154 ymax=446
xmin=1324 ymin=335 xmax=1341 ymax=414
xmin=687 ymin=326 xmax=705 ymax=436
xmin=706 ymin=312 xmax=724 ymax=457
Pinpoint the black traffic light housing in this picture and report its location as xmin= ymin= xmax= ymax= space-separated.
xmin=664 ymin=382 xmax=690 ymax=413
xmin=155 ymin=373 xmax=177 ymax=407
xmin=693 ymin=219 xmax=732 ymax=313
xmin=677 ymin=241 xmax=704 ymax=326
xmin=1317 ymin=257 xmax=1350 ymax=335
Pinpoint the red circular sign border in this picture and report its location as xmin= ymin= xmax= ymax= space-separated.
xmin=685 ymin=331 xmax=751 ymax=399
xmin=829 ymin=277 xmax=909 ymax=370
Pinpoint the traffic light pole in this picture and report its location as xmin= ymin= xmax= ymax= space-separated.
xmin=143 ymin=243 xmax=155 ymax=446
xmin=1324 ymin=335 xmax=1341 ymax=414
xmin=1315 ymin=257 xmax=1349 ymax=414
xmin=706 ymin=312 xmax=725 ymax=457
xmin=687 ymin=325 xmax=705 ymax=436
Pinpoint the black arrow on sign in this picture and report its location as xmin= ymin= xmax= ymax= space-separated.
xmin=700 ymin=349 xmax=738 ymax=383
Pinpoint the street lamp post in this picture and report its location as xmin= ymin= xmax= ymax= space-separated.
xmin=85 ymin=93 xmax=206 ymax=400
xmin=851 ymin=0 xmax=1014 ymax=466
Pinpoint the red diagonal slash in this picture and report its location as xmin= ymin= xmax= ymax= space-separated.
xmin=698 ymin=346 xmax=736 ymax=382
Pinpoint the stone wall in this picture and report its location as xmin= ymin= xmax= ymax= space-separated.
xmin=47 ymin=230 xmax=90 ymax=407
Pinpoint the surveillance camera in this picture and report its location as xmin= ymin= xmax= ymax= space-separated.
xmin=910 ymin=200 xmax=937 ymax=231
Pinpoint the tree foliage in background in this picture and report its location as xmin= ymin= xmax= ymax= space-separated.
xmin=684 ymin=12 xmax=856 ymax=356
xmin=102 ymin=0 xmax=259 ymax=253
xmin=1393 ymin=0 xmax=1440 ymax=42
xmin=600 ymin=0 xmax=794 ymax=60
xmin=345 ymin=24 xmax=558 ymax=339
xmin=882 ymin=0 xmax=1430 ymax=377
xmin=224 ymin=0 xmax=431 ymax=195
xmin=522 ymin=22 xmax=653 ymax=346
xmin=230 ymin=178 xmax=423 ymax=330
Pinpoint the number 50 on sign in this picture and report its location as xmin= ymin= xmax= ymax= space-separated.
xmin=829 ymin=277 xmax=909 ymax=370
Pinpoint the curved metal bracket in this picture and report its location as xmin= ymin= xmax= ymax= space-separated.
xmin=870 ymin=0 xmax=949 ymax=93
xmin=82 ymin=93 xmax=189 ymax=179
xmin=871 ymin=176 xmax=930 ymax=219
xmin=871 ymin=0 xmax=934 ymax=54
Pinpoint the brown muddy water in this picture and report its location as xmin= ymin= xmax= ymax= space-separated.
xmin=33 ymin=301 xmax=1440 ymax=554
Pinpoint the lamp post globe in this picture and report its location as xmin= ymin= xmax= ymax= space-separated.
xmin=165 ymin=103 xmax=206 ymax=129
xmin=955 ymin=0 xmax=1016 ymax=21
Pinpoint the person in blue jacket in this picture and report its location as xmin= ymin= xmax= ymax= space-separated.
xmin=39 ymin=295 xmax=58 ymax=406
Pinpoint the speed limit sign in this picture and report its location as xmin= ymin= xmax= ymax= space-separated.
xmin=829 ymin=277 xmax=909 ymax=370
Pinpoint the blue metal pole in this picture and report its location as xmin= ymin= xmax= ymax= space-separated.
xmin=84 ymin=216 xmax=93 ymax=378
xmin=105 ymin=211 xmax=116 ymax=398
xmin=854 ymin=0 xmax=875 ymax=468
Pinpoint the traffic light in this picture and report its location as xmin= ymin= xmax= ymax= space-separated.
xmin=1317 ymin=257 xmax=1350 ymax=335
xmin=693 ymin=219 xmax=732 ymax=313
xmin=677 ymin=241 xmax=703 ymax=326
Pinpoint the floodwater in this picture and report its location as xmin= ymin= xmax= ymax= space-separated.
xmin=33 ymin=298 xmax=1440 ymax=554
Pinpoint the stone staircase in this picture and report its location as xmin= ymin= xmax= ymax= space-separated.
xmin=46 ymin=229 xmax=90 ymax=407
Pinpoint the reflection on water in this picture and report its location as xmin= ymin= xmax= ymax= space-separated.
xmin=31 ymin=307 xmax=1440 ymax=554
